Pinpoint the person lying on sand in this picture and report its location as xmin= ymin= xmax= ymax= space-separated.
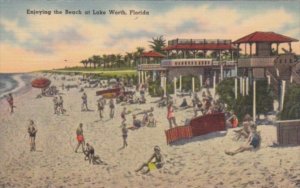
xmin=225 ymin=124 xmax=261 ymax=156
xmin=135 ymin=107 xmax=154 ymax=116
xmin=135 ymin=146 xmax=164 ymax=174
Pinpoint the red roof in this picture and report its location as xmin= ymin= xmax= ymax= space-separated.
xmin=142 ymin=51 xmax=165 ymax=58
xmin=233 ymin=31 xmax=299 ymax=44
xmin=163 ymin=44 xmax=236 ymax=51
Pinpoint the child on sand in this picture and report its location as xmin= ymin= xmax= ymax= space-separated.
xmin=135 ymin=146 xmax=164 ymax=174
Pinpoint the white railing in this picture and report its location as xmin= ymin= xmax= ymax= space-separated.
xmin=238 ymin=57 xmax=276 ymax=67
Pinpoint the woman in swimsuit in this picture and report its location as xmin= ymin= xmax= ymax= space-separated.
xmin=225 ymin=124 xmax=260 ymax=156
xmin=28 ymin=120 xmax=37 ymax=152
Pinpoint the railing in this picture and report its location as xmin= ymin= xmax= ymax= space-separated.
xmin=161 ymin=59 xmax=236 ymax=67
xmin=238 ymin=57 xmax=276 ymax=67
xmin=168 ymin=39 xmax=232 ymax=46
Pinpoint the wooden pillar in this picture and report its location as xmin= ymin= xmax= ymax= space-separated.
xmin=250 ymin=43 xmax=252 ymax=57
xmin=213 ymin=73 xmax=216 ymax=91
xmin=138 ymin=71 xmax=141 ymax=85
xmin=164 ymin=77 xmax=167 ymax=98
xmin=239 ymin=77 xmax=243 ymax=94
xmin=179 ymin=75 xmax=182 ymax=92
xmin=174 ymin=77 xmax=177 ymax=96
xmin=199 ymin=75 xmax=203 ymax=87
xmin=220 ymin=63 xmax=223 ymax=81
xmin=280 ymin=80 xmax=286 ymax=111
xmin=253 ymin=79 xmax=256 ymax=122
xmin=288 ymin=42 xmax=292 ymax=52
xmin=276 ymin=43 xmax=279 ymax=54
xmin=235 ymin=62 xmax=238 ymax=77
xmin=141 ymin=71 xmax=144 ymax=84
xmin=235 ymin=77 xmax=238 ymax=99
xmin=267 ymin=75 xmax=271 ymax=85
xmin=192 ymin=77 xmax=195 ymax=93
xmin=242 ymin=77 xmax=245 ymax=96
xmin=246 ymin=77 xmax=249 ymax=95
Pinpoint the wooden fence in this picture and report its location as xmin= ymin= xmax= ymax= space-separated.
xmin=165 ymin=113 xmax=226 ymax=144
xmin=277 ymin=120 xmax=300 ymax=146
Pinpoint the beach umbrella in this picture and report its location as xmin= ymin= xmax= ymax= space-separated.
xmin=109 ymin=78 xmax=117 ymax=83
xmin=31 ymin=78 xmax=51 ymax=88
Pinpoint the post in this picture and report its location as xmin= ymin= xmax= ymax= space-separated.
xmin=220 ymin=63 xmax=223 ymax=81
xmin=253 ymin=79 xmax=256 ymax=123
xmin=267 ymin=75 xmax=271 ymax=85
xmin=192 ymin=77 xmax=195 ymax=93
xmin=213 ymin=74 xmax=216 ymax=91
xmin=152 ymin=71 xmax=155 ymax=82
xmin=141 ymin=71 xmax=144 ymax=84
xmin=246 ymin=77 xmax=249 ymax=95
xmin=200 ymin=75 xmax=203 ymax=88
xmin=239 ymin=77 xmax=243 ymax=94
xmin=173 ymin=77 xmax=177 ymax=96
xmin=164 ymin=77 xmax=167 ymax=98
xmin=280 ymin=80 xmax=286 ymax=111
xmin=138 ymin=71 xmax=141 ymax=85
xmin=235 ymin=77 xmax=238 ymax=99
xmin=179 ymin=75 xmax=182 ymax=92
xmin=235 ymin=63 xmax=238 ymax=77
xmin=290 ymin=75 xmax=293 ymax=83
xmin=242 ymin=77 xmax=245 ymax=96
xmin=144 ymin=71 xmax=147 ymax=83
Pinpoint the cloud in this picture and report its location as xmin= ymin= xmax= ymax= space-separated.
xmin=0 ymin=3 xmax=299 ymax=72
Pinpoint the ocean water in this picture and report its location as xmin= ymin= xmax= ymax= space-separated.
xmin=0 ymin=73 xmax=31 ymax=99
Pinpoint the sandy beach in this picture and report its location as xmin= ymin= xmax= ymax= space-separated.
xmin=0 ymin=73 xmax=299 ymax=188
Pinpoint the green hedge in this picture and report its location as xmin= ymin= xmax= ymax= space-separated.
xmin=279 ymin=83 xmax=300 ymax=120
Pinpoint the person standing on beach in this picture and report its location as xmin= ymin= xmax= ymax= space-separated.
xmin=6 ymin=93 xmax=15 ymax=113
xmin=27 ymin=120 xmax=37 ymax=152
xmin=122 ymin=123 xmax=128 ymax=148
xmin=75 ymin=123 xmax=85 ymax=153
xmin=121 ymin=107 xmax=127 ymax=124
xmin=97 ymin=98 xmax=104 ymax=120
xmin=81 ymin=92 xmax=88 ymax=111
xmin=53 ymin=96 xmax=58 ymax=114
xmin=57 ymin=96 xmax=65 ymax=115
xmin=167 ymin=102 xmax=178 ymax=129
xmin=109 ymin=99 xmax=115 ymax=119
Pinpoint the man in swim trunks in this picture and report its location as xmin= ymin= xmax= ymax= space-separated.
xmin=28 ymin=120 xmax=37 ymax=152
xmin=75 ymin=123 xmax=85 ymax=153
xmin=135 ymin=146 xmax=164 ymax=174
xmin=81 ymin=92 xmax=88 ymax=111
xmin=109 ymin=99 xmax=115 ymax=119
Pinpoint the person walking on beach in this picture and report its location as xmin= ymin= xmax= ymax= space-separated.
xmin=6 ymin=93 xmax=15 ymax=113
xmin=27 ymin=120 xmax=37 ymax=152
xmin=122 ymin=123 xmax=128 ymax=148
xmin=121 ymin=107 xmax=127 ymax=124
xmin=57 ymin=96 xmax=65 ymax=115
xmin=167 ymin=102 xmax=178 ymax=128
xmin=53 ymin=96 xmax=58 ymax=114
xmin=97 ymin=98 xmax=105 ymax=120
xmin=109 ymin=99 xmax=115 ymax=119
xmin=135 ymin=146 xmax=164 ymax=174
xmin=81 ymin=92 xmax=88 ymax=111
xmin=75 ymin=123 xmax=85 ymax=153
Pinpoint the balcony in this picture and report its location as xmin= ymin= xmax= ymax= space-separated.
xmin=238 ymin=57 xmax=276 ymax=68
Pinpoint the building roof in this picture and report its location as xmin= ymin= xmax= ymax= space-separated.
xmin=163 ymin=43 xmax=236 ymax=51
xmin=233 ymin=31 xmax=299 ymax=44
xmin=141 ymin=51 xmax=165 ymax=58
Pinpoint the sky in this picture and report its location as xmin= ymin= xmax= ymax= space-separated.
xmin=0 ymin=0 xmax=299 ymax=73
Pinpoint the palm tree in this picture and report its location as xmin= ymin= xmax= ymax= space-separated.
xmin=148 ymin=35 xmax=166 ymax=54
xmin=125 ymin=52 xmax=134 ymax=68
xmin=135 ymin=47 xmax=145 ymax=66
xmin=91 ymin=55 xmax=102 ymax=68
xmin=80 ymin=59 xmax=88 ymax=68
xmin=87 ymin=57 xmax=93 ymax=68
xmin=102 ymin=54 xmax=108 ymax=69
xmin=115 ymin=54 xmax=123 ymax=68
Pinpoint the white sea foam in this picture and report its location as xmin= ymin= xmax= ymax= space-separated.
xmin=0 ymin=74 xmax=27 ymax=99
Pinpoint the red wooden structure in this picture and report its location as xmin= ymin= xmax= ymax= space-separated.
xmin=96 ymin=88 xmax=120 ymax=96
xmin=165 ymin=113 xmax=226 ymax=144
